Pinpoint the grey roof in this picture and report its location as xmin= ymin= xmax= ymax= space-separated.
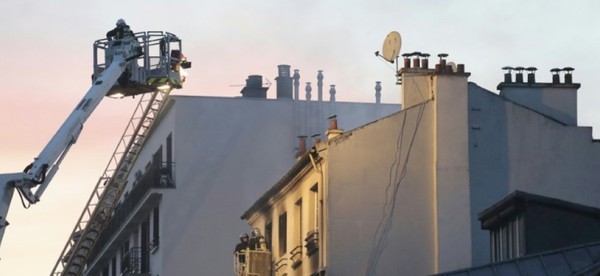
xmin=433 ymin=241 xmax=600 ymax=276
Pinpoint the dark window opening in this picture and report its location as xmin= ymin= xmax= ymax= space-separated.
xmin=279 ymin=212 xmax=287 ymax=257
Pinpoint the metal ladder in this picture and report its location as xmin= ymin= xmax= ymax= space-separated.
xmin=51 ymin=88 xmax=172 ymax=276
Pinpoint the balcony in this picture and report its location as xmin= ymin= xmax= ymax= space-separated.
xmin=121 ymin=247 xmax=151 ymax=276
xmin=274 ymin=256 xmax=288 ymax=276
xmin=305 ymin=229 xmax=319 ymax=256
xmin=84 ymin=160 xmax=175 ymax=275
xmin=290 ymin=245 xmax=303 ymax=269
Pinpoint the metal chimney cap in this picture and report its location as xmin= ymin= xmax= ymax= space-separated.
xmin=402 ymin=53 xmax=412 ymax=58
xmin=502 ymin=66 xmax=514 ymax=71
xmin=550 ymin=68 xmax=562 ymax=73
xmin=421 ymin=53 xmax=430 ymax=58
xmin=525 ymin=67 xmax=537 ymax=72
xmin=437 ymin=53 xmax=449 ymax=59
xmin=514 ymin=66 xmax=525 ymax=71
xmin=411 ymin=51 xmax=422 ymax=56
xmin=563 ymin=67 xmax=575 ymax=72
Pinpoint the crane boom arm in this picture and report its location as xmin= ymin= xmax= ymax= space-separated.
xmin=0 ymin=45 xmax=136 ymax=249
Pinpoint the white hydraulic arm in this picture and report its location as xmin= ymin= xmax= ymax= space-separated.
xmin=0 ymin=39 xmax=141 ymax=248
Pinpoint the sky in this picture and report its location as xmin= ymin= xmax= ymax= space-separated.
xmin=0 ymin=0 xmax=599 ymax=274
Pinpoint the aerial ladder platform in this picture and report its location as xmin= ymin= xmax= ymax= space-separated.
xmin=47 ymin=31 xmax=190 ymax=276
xmin=48 ymin=31 xmax=190 ymax=276
xmin=0 ymin=29 xmax=188 ymax=275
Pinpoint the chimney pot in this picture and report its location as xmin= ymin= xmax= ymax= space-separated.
xmin=563 ymin=67 xmax=574 ymax=84
xmin=502 ymin=66 xmax=514 ymax=83
xmin=526 ymin=67 xmax=537 ymax=84
xmin=457 ymin=64 xmax=465 ymax=74
xmin=297 ymin=136 xmax=307 ymax=157
xmin=326 ymin=115 xmax=343 ymax=140
xmin=402 ymin=53 xmax=411 ymax=69
xmin=412 ymin=52 xmax=422 ymax=68
xmin=311 ymin=133 xmax=321 ymax=144
xmin=551 ymin=68 xmax=562 ymax=84
xmin=438 ymin=53 xmax=448 ymax=73
xmin=515 ymin=66 xmax=525 ymax=83
xmin=328 ymin=115 xmax=338 ymax=130
xmin=421 ymin=53 xmax=430 ymax=69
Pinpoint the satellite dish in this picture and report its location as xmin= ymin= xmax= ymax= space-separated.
xmin=381 ymin=31 xmax=402 ymax=63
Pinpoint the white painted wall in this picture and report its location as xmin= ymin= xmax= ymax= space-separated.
xmin=467 ymin=83 xmax=600 ymax=266
xmin=93 ymin=95 xmax=399 ymax=275
xmin=327 ymin=103 xmax=437 ymax=276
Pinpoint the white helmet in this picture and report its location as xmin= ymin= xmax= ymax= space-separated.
xmin=116 ymin=19 xmax=126 ymax=26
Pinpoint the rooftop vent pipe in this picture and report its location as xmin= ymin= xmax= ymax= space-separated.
xmin=563 ymin=67 xmax=574 ymax=84
xmin=375 ymin=81 xmax=382 ymax=104
xmin=551 ymin=68 xmax=561 ymax=84
xmin=526 ymin=67 xmax=537 ymax=84
xmin=502 ymin=66 xmax=514 ymax=83
xmin=514 ymin=67 xmax=525 ymax=83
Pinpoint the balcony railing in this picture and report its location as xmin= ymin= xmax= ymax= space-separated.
xmin=121 ymin=247 xmax=152 ymax=276
xmin=290 ymin=245 xmax=303 ymax=269
xmin=305 ymin=229 xmax=319 ymax=256
xmin=87 ymin=160 xmax=174 ymax=263
xmin=274 ymin=256 xmax=288 ymax=276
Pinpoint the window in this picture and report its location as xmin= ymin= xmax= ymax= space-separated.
xmin=121 ymin=241 xmax=129 ymax=273
xmin=310 ymin=184 xmax=319 ymax=231
xmin=295 ymin=199 xmax=303 ymax=247
xmin=166 ymin=133 xmax=172 ymax=169
xmin=279 ymin=212 xmax=287 ymax=257
xmin=141 ymin=218 xmax=150 ymax=273
xmin=111 ymin=256 xmax=117 ymax=276
xmin=151 ymin=206 xmax=160 ymax=252
xmin=265 ymin=221 xmax=272 ymax=250
xmin=490 ymin=215 xmax=524 ymax=262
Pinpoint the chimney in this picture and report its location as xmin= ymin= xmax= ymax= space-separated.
xmin=514 ymin=67 xmax=524 ymax=83
xmin=305 ymin=82 xmax=312 ymax=101
xmin=498 ymin=66 xmax=580 ymax=126
xmin=326 ymin=115 xmax=343 ymax=140
xmin=329 ymin=85 xmax=336 ymax=102
xmin=412 ymin=51 xmax=421 ymax=68
xmin=293 ymin=69 xmax=300 ymax=100
xmin=240 ymin=75 xmax=268 ymax=98
xmin=436 ymin=53 xmax=448 ymax=74
xmin=502 ymin=66 xmax=514 ymax=83
xmin=563 ymin=67 xmax=574 ymax=84
xmin=296 ymin=136 xmax=307 ymax=157
xmin=402 ymin=53 xmax=411 ymax=69
xmin=375 ymin=81 xmax=382 ymax=104
xmin=275 ymin=65 xmax=293 ymax=99
xmin=551 ymin=68 xmax=561 ymax=84
xmin=311 ymin=133 xmax=321 ymax=144
xmin=526 ymin=67 xmax=537 ymax=84
xmin=421 ymin=53 xmax=430 ymax=69
xmin=317 ymin=70 xmax=324 ymax=102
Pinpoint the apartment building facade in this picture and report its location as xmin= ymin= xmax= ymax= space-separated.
xmin=240 ymin=56 xmax=600 ymax=275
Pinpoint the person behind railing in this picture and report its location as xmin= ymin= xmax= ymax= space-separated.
xmin=249 ymin=228 xmax=267 ymax=251
xmin=106 ymin=19 xmax=134 ymax=41
xmin=234 ymin=233 xmax=249 ymax=275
